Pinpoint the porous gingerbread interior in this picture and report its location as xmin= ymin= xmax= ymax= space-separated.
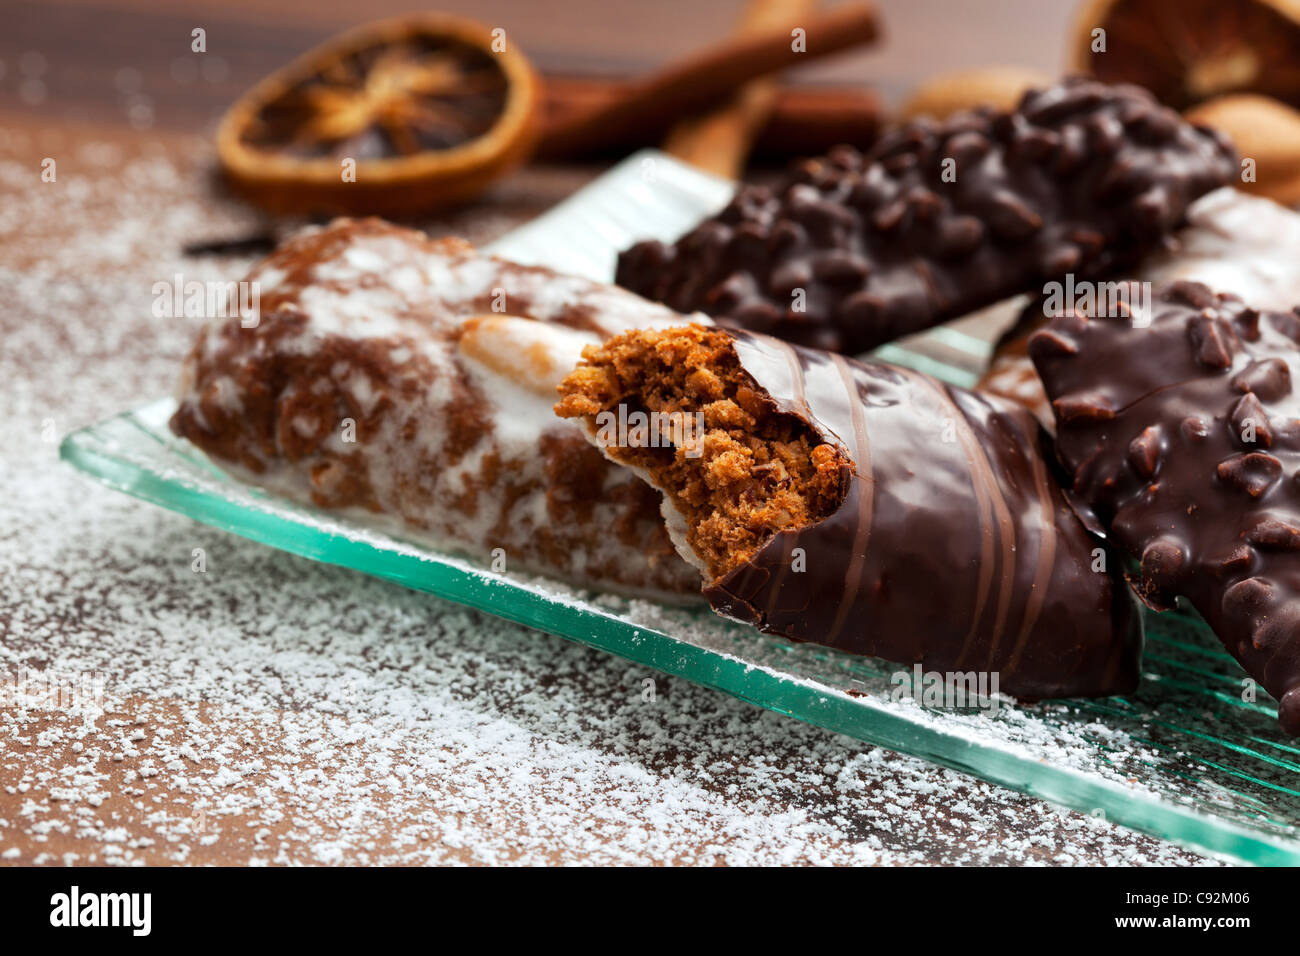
xmin=556 ymin=326 xmax=848 ymax=580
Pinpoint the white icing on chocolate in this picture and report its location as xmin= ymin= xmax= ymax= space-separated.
xmin=1145 ymin=188 xmax=1300 ymax=310
xmin=980 ymin=189 xmax=1300 ymax=423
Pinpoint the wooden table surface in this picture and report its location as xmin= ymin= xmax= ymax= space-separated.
xmin=0 ymin=0 xmax=1220 ymax=865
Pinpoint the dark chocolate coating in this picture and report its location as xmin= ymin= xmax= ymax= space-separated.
xmin=703 ymin=329 xmax=1143 ymax=700
xmin=618 ymin=77 xmax=1235 ymax=354
xmin=1028 ymin=280 xmax=1300 ymax=733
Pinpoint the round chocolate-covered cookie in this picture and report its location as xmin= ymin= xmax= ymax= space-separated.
xmin=1030 ymin=280 xmax=1300 ymax=733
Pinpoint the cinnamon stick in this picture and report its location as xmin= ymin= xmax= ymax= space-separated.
xmin=750 ymin=86 xmax=882 ymax=155
xmin=540 ymin=78 xmax=883 ymax=160
xmin=539 ymin=2 xmax=880 ymax=160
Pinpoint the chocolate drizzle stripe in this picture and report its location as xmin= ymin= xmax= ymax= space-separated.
xmin=761 ymin=341 xmax=816 ymax=619
xmin=980 ymin=448 xmax=1018 ymax=664
xmin=898 ymin=368 xmax=996 ymax=662
xmin=822 ymin=352 xmax=874 ymax=646
xmin=905 ymin=368 xmax=1017 ymax=665
xmin=1007 ymin=430 xmax=1058 ymax=674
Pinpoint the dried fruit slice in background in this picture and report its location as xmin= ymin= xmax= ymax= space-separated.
xmin=217 ymin=14 xmax=539 ymax=216
xmin=1072 ymin=0 xmax=1300 ymax=111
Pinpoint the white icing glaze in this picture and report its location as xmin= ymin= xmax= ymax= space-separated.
xmin=1146 ymin=188 xmax=1300 ymax=310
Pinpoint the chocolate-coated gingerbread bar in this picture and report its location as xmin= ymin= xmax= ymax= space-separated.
xmin=617 ymin=77 xmax=1235 ymax=354
xmin=1029 ymin=280 xmax=1300 ymax=732
xmin=557 ymin=325 xmax=1142 ymax=700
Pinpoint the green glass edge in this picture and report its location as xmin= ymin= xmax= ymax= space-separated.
xmin=870 ymin=343 xmax=981 ymax=387
xmin=59 ymin=426 xmax=1300 ymax=866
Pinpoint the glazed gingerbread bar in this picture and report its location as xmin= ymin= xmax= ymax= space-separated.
xmin=980 ymin=188 xmax=1300 ymax=425
xmin=171 ymin=218 xmax=702 ymax=598
xmin=616 ymin=76 xmax=1235 ymax=355
xmin=556 ymin=325 xmax=1142 ymax=700
xmin=1028 ymin=280 xmax=1300 ymax=732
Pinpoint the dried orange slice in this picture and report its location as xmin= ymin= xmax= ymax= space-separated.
xmin=1071 ymin=0 xmax=1300 ymax=111
xmin=217 ymin=14 xmax=540 ymax=216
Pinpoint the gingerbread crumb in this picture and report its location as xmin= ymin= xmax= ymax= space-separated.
xmin=557 ymin=326 xmax=848 ymax=579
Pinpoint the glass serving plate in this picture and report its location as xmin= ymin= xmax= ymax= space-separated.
xmin=62 ymin=152 xmax=1300 ymax=865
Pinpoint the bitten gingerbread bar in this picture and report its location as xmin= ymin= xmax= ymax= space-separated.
xmin=616 ymin=76 xmax=1235 ymax=354
xmin=1029 ymin=280 xmax=1300 ymax=732
xmin=171 ymin=218 xmax=702 ymax=598
xmin=557 ymin=325 xmax=1142 ymax=700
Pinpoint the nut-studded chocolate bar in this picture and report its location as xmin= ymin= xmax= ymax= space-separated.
xmin=617 ymin=77 xmax=1235 ymax=354
xmin=558 ymin=325 xmax=1142 ymax=700
xmin=1029 ymin=280 xmax=1300 ymax=732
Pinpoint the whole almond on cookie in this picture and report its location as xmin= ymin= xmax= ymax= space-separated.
xmin=1186 ymin=93 xmax=1300 ymax=201
xmin=899 ymin=66 xmax=1051 ymax=121
xmin=458 ymin=315 xmax=602 ymax=397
